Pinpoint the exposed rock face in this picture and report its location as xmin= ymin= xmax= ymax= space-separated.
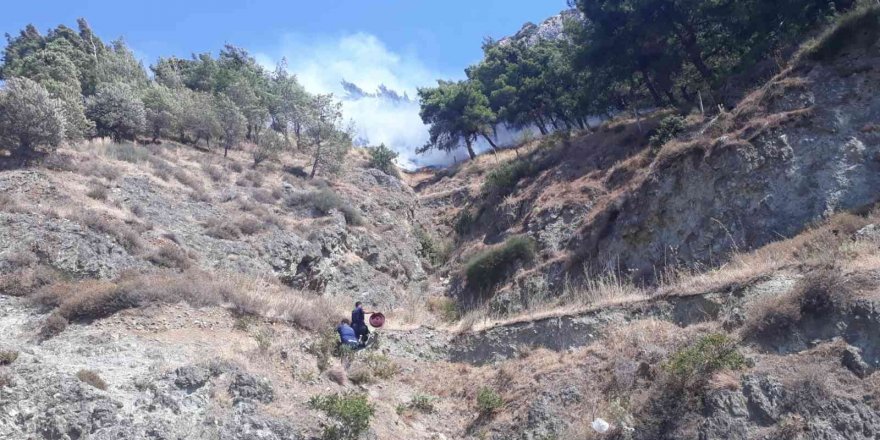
xmin=498 ymin=9 xmax=583 ymax=47
xmin=575 ymin=45 xmax=880 ymax=279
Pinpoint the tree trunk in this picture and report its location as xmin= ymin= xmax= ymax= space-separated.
xmin=310 ymin=143 xmax=323 ymax=178
xmin=674 ymin=23 xmax=714 ymax=83
xmin=640 ymin=70 xmax=665 ymax=108
xmin=481 ymin=132 xmax=500 ymax=151
xmin=464 ymin=138 xmax=476 ymax=160
xmin=224 ymin=144 xmax=229 ymax=157
xmin=534 ymin=115 xmax=549 ymax=135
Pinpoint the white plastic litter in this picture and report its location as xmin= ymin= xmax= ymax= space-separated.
xmin=591 ymin=418 xmax=610 ymax=433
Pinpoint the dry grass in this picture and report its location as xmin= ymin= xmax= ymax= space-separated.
xmin=69 ymin=210 xmax=143 ymax=253
xmin=76 ymin=369 xmax=108 ymax=390
xmin=31 ymin=269 xmax=341 ymax=331
xmin=0 ymin=350 xmax=18 ymax=366
xmin=741 ymin=268 xmax=849 ymax=339
xmin=146 ymin=243 xmax=192 ymax=269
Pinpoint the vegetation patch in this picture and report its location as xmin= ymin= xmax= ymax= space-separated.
xmin=0 ymin=350 xmax=19 ymax=366
xmin=476 ymin=387 xmax=503 ymax=416
xmin=482 ymin=159 xmax=537 ymax=196
xmin=465 ymin=235 xmax=536 ymax=292
xmin=77 ymin=369 xmax=108 ymax=390
xmin=285 ymin=188 xmax=364 ymax=226
xmin=368 ymin=143 xmax=399 ymax=176
xmin=805 ymin=5 xmax=880 ymax=61
xmin=414 ymin=226 xmax=451 ymax=266
xmin=308 ymin=392 xmax=375 ymax=440
xmin=397 ymin=394 xmax=437 ymax=415
xmin=649 ymin=115 xmax=686 ymax=149
xmin=665 ymin=333 xmax=746 ymax=390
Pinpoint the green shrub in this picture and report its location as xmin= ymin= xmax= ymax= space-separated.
xmin=308 ymin=392 xmax=375 ymax=440
xmin=369 ymin=144 xmax=399 ymax=176
xmin=665 ymin=333 xmax=746 ymax=387
xmin=806 ymin=5 xmax=880 ymax=61
xmin=77 ymin=369 xmax=108 ymax=390
xmin=427 ymin=297 xmax=460 ymax=322
xmin=465 ymin=236 xmax=536 ymax=291
xmin=649 ymin=115 xmax=686 ymax=148
xmin=476 ymin=387 xmax=503 ymax=415
xmin=414 ymin=226 xmax=450 ymax=266
xmin=454 ymin=209 xmax=476 ymax=236
xmin=483 ymin=160 xmax=535 ymax=195
xmin=397 ymin=394 xmax=437 ymax=415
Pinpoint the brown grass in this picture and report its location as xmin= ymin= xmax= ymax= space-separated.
xmin=0 ymin=350 xmax=18 ymax=366
xmin=69 ymin=210 xmax=143 ymax=252
xmin=741 ymin=268 xmax=848 ymax=339
xmin=77 ymin=369 xmax=108 ymax=390
xmin=146 ymin=243 xmax=192 ymax=269
xmin=31 ymin=269 xmax=340 ymax=331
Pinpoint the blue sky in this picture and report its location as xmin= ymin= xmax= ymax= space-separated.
xmin=1 ymin=0 xmax=568 ymax=166
xmin=2 ymin=0 xmax=564 ymax=79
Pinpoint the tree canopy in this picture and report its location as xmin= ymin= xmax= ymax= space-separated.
xmin=417 ymin=0 xmax=856 ymax=159
xmin=0 ymin=19 xmax=350 ymax=168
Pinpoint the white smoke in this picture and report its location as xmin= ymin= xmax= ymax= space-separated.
xmin=257 ymin=32 xmax=473 ymax=169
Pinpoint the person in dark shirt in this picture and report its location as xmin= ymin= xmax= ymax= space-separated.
xmin=351 ymin=301 xmax=373 ymax=344
xmin=337 ymin=318 xmax=360 ymax=349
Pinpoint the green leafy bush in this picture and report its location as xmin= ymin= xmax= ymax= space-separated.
xmin=454 ymin=209 xmax=476 ymax=236
xmin=368 ymin=143 xmax=399 ymax=176
xmin=483 ymin=160 xmax=536 ymax=195
xmin=665 ymin=333 xmax=746 ymax=387
xmin=465 ymin=235 xmax=536 ymax=291
xmin=806 ymin=5 xmax=880 ymax=61
xmin=649 ymin=115 xmax=686 ymax=148
xmin=308 ymin=392 xmax=375 ymax=440
xmin=414 ymin=226 xmax=450 ymax=266
xmin=476 ymin=387 xmax=503 ymax=415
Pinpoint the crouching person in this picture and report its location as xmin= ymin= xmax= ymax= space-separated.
xmin=337 ymin=318 xmax=361 ymax=349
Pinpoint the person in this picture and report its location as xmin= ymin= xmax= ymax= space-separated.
xmin=351 ymin=301 xmax=373 ymax=344
xmin=336 ymin=318 xmax=360 ymax=349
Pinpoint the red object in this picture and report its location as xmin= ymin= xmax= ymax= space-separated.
xmin=369 ymin=312 xmax=385 ymax=328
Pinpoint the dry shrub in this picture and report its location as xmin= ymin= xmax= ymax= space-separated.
xmin=0 ymin=265 xmax=63 ymax=297
xmin=70 ymin=210 xmax=142 ymax=252
xmin=77 ymin=369 xmax=108 ymax=390
xmin=172 ymin=168 xmax=202 ymax=192
xmin=327 ymin=367 xmax=347 ymax=385
xmin=32 ymin=270 xmax=338 ymax=330
xmin=202 ymin=164 xmax=226 ymax=182
xmin=1 ymin=248 xmax=37 ymax=270
xmin=86 ymin=182 xmax=108 ymax=201
xmin=0 ymin=373 xmax=11 ymax=389
xmin=251 ymin=188 xmax=278 ymax=204
xmin=35 ymin=279 xmax=129 ymax=322
xmin=42 ymin=152 xmax=77 ymax=172
xmin=0 ymin=350 xmax=19 ymax=365
xmin=347 ymin=365 xmax=373 ymax=385
xmin=203 ymin=217 xmax=242 ymax=240
xmin=228 ymin=161 xmax=244 ymax=173
xmin=741 ymin=268 xmax=847 ymax=339
xmin=146 ymin=244 xmax=192 ymax=269
xmin=235 ymin=215 xmax=266 ymax=236
xmin=40 ymin=313 xmax=68 ymax=339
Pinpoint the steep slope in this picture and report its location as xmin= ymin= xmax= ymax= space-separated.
xmin=573 ymin=21 xmax=880 ymax=280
